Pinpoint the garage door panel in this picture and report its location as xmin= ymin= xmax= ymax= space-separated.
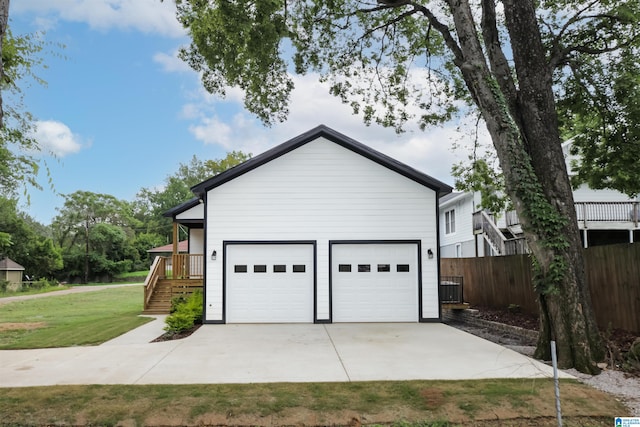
xmin=226 ymin=244 xmax=314 ymax=323
xmin=332 ymin=243 xmax=419 ymax=322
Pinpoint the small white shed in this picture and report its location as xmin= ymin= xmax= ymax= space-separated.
xmin=190 ymin=125 xmax=452 ymax=323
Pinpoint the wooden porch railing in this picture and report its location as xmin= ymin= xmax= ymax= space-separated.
xmin=144 ymin=255 xmax=204 ymax=313
xmin=144 ymin=256 xmax=165 ymax=309
xmin=166 ymin=254 xmax=204 ymax=279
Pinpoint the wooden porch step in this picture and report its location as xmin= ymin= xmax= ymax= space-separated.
xmin=144 ymin=277 xmax=203 ymax=315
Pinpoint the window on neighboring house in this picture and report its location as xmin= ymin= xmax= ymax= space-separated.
xmin=445 ymin=209 xmax=456 ymax=235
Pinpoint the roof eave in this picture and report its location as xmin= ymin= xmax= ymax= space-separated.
xmin=191 ymin=125 xmax=453 ymax=196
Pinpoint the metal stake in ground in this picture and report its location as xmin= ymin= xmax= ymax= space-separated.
xmin=551 ymin=340 xmax=563 ymax=427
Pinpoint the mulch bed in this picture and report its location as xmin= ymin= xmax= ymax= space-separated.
xmin=471 ymin=305 xmax=639 ymax=354
xmin=151 ymin=324 xmax=202 ymax=342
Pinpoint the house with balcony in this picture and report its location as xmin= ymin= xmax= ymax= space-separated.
xmin=440 ymin=141 xmax=639 ymax=257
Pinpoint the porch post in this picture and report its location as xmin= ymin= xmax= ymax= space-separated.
xmin=172 ymin=222 xmax=178 ymax=255
xmin=172 ymin=222 xmax=178 ymax=279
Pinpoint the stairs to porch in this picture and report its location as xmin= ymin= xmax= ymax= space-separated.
xmin=143 ymin=255 xmax=204 ymax=315
xmin=142 ymin=279 xmax=173 ymax=314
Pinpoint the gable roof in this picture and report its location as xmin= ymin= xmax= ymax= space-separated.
xmin=163 ymin=197 xmax=201 ymax=218
xmin=191 ymin=125 xmax=453 ymax=196
xmin=0 ymin=257 xmax=25 ymax=271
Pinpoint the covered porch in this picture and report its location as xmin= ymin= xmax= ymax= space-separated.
xmin=143 ymin=198 xmax=205 ymax=314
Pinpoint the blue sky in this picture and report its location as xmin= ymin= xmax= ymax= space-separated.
xmin=11 ymin=0 xmax=479 ymax=225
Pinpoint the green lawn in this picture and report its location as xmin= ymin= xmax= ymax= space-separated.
xmin=0 ymin=286 xmax=630 ymax=425
xmin=0 ymin=284 xmax=70 ymax=298
xmin=0 ymin=379 xmax=626 ymax=426
xmin=0 ymin=285 xmax=152 ymax=349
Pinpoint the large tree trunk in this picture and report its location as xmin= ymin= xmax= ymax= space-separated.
xmin=447 ymin=0 xmax=604 ymax=373
xmin=0 ymin=0 xmax=10 ymax=127
xmin=501 ymin=0 xmax=603 ymax=372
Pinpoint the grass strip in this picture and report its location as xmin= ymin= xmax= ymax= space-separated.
xmin=0 ymin=379 xmax=626 ymax=426
xmin=0 ymin=285 xmax=151 ymax=349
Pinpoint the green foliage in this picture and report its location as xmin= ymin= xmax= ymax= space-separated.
xmin=52 ymin=190 xmax=141 ymax=282
xmin=134 ymin=151 xmax=250 ymax=241
xmin=0 ymin=28 xmax=58 ymax=198
xmin=21 ymin=278 xmax=54 ymax=291
xmin=176 ymin=0 xmax=292 ymax=125
xmin=451 ymin=158 xmax=508 ymax=214
xmin=0 ymin=196 xmax=63 ymax=279
xmin=558 ymin=48 xmax=640 ymax=197
xmin=0 ymin=279 xmax=8 ymax=293
xmin=165 ymin=290 xmax=203 ymax=334
xmin=131 ymin=232 xmax=164 ymax=268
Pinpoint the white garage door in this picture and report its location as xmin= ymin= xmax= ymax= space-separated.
xmin=332 ymin=243 xmax=419 ymax=322
xmin=226 ymin=244 xmax=314 ymax=323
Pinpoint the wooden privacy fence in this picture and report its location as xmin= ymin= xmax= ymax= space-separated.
xmin=441 ymin=243 xmax=640 ymax=333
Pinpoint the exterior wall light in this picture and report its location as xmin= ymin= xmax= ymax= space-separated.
xmin=211 ymin=250 xmax=217 ymax=261
xmin=427 ymin=249 xmax=434 ymax=259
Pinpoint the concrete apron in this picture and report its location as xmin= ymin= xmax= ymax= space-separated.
xmin=0 ymin=320 xmax=572 ymax=387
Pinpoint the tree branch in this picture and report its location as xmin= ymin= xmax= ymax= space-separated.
xmin=548 ymin=1 xmax=639 ymax=70
xmin=480 ymin=0 xmax=518 ymax=117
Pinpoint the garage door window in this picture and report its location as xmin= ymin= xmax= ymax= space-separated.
xmin=234 ymin=265 xmax=248 ymax=273
xmin=273 ymin=264 xmax=286 ymax=273
xmin=377 ymin=264 xmax=391 ymax=272
xmin=253 ymin=265 xmax=267 ymax=273
xmin=338 ymin=264 xmax=351 ymax=272
xmin=358 ymin=264 xmax=371 ymax=272
xmin=397 ymin=264 xmax=410 ymax=272
xmin=292 ymin=264 xmax=306 ymax=273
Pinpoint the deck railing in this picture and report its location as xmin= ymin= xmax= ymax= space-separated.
xmin=144 ymin=256 xmax=165 ymax=308
xmin=473 ymin=211 xmax=507 ymax=255
xmin=165 ymin=254 xmax=204 ymax=279
xmin=505 ymin=201 xmax=639 ymax=228
xmin=575 ymin=201 xmax=639 ymax=226
xmin=504 ymin=237 xmax=529 ymax=255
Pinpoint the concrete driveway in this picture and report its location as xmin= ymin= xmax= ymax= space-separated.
xmin=0 ymin=317 xmax=570 ymax=387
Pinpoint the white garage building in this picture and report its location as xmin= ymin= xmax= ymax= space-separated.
xmin=182 ymin=125 xmax=451 ymax=323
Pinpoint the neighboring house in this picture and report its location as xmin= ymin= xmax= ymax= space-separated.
xmin=149 ymin=125 xmax=453 ymax=323
xmin=439 ymin=141 xmax=639 ymax=257
xmin=439 ymin=192 xmax=480 ymax=258
xmin=0 ymin=257 xmax=25 ymax=290
xmin=147 ymin=240 xmax=189 ymax=256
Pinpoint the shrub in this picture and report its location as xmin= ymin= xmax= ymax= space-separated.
xmin=164 ymin=290 xmax=203 ymax=334
xmin=0 ymin=280 xmax=9 ymax=293
xmin=164 ymin=311 xmax=197 ymax=334
xmin=21 ymin=279 xmax=53 ymax=291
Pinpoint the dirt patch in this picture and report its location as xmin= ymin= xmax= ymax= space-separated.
xmin=0 ymin=322 xmax=47 ymax=332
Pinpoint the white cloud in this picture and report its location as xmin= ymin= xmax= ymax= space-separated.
xmin=13 ymin=0 xmax=185 ymax=38
xmin=33 ymin=120 xmax=84 ymax=157
xmin=184 ymin=72 xmax=479 ymax=185
xmin=153 ymin=50 xmax=192 ymax=73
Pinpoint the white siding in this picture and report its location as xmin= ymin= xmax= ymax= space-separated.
xmin=204 ymin=137 xmax=439 ymax=322
xmin=439 ymin=193 xmax=475 ymax=257
xmin=176 ymin=203 xmax=204 ymax=220
xmin=189 ymin=229 xmax=204 ymax=254
xmin=572 ymin=184 xmax=635 ymax=203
